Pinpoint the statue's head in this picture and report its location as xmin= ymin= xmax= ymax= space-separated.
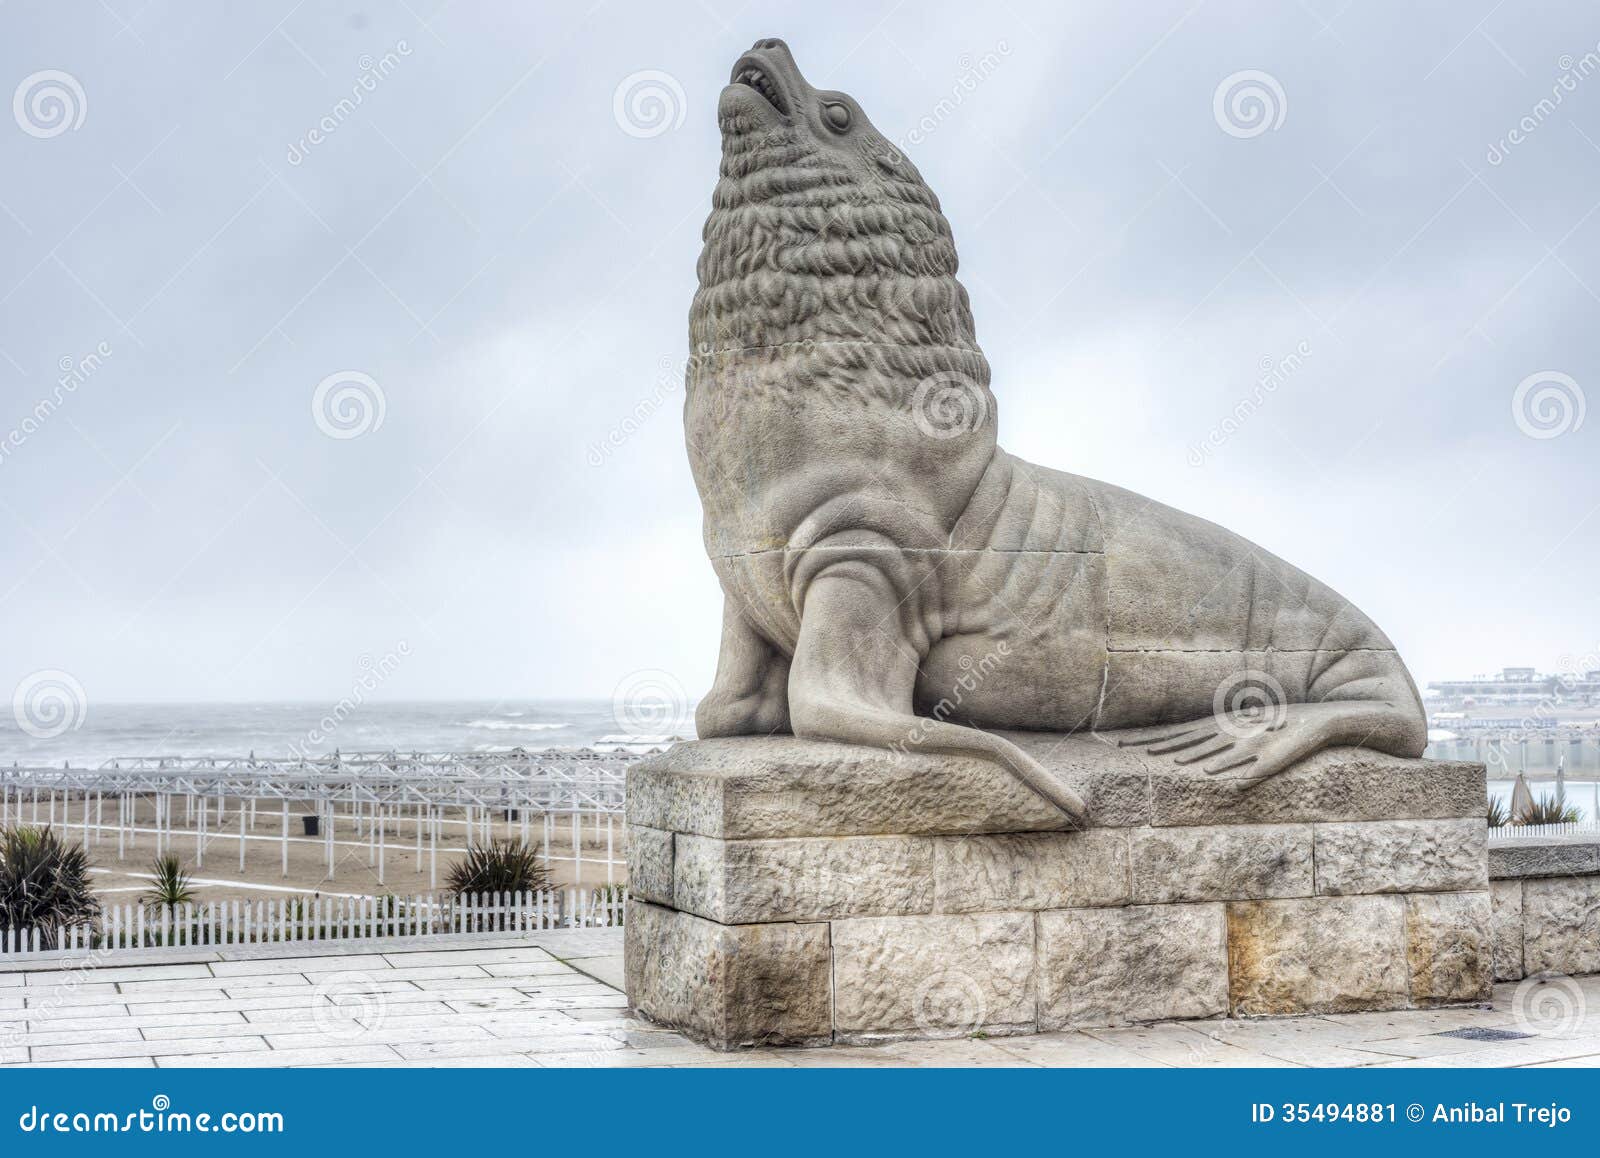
xmin=687 ymin=39 xmax=998 ymax=571
xmin=690 ymin=39 xmax=990 ymax=400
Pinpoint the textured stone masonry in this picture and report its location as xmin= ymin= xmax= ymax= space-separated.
xmin=627 ymin=736 xmax=1498 ymax=1048
xmin=1484 ymin=836 xmax=1600 ymax=983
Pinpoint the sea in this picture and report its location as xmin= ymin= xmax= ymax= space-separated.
xmin=0 ymin=700 xmax=692 ymax=767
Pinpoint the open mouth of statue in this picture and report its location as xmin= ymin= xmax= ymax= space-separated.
xmin=731 ymin=63 xmax=786 ymax=113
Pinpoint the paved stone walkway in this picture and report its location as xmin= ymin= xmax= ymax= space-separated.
xmin=2 ymin=931 xmax=1597 ymax=1067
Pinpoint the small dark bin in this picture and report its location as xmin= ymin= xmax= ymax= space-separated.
xmin=505 ymin=809 xmax=520 ymax=822
xmin=301 ymin=815 xmax=320 ymax=837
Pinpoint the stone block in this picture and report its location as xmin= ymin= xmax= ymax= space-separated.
xmin=1488 ymin=837 xmax=1600 ymax=880
xmin=831 ymin=913 xmax=1034 ymax=1041
xmin=1151 ymin=751 xmax=1485 ymax=827
xmin=1490 ymin=880 xmax=1525 ymax=982
xmin=1522 ymin=877 xmax=1600 ymax=977
xmin=1313 ymin=819 xmax=1486 ymax=896
xmin=628 ymin=738 xmax=1076 ymax=838
xmin=932 ymin=830 xmax=1128 ymax=913
xmin=629 ymin=736 xmax=1478 ymax=838
xmin=1037 ymin=903 xmax=1227 ymax=1028
xmin=672 ymin=833 xmax=933 ymax=923
xmin=626 ymin=826 xmax=673 ymax=905
xmin=1405 ymin=891 xmax=1492 ymax=1005
xmin=1227 ymin=895 xmax=1408 ymax=1017
xmin=623 ymin=900 xmax=831 ymax=1049
xmin=1129 ymin=824 xmax=1311 ymax=903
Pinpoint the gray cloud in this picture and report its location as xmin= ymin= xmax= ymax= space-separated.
xmin=0 ymin=0 xmax=1596 ymax=706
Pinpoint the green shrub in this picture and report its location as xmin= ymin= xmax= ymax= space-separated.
xmin=143 ymin=853 xmax=196 ymax=908
xmin=1486 ymin=797 xmax=1509 ymax=828
xmin=445 ymin=838 xmax=551 ymax=898
xmin=1516 ymin=793 xmax=1582 ymax=826
xmin=0 ymin=826 xmax=101 ymax=949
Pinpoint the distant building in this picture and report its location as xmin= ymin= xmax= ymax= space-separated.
xmin=1425 ymin=665 xmax=1600 ymax=734
xmin=1428 ymin=666 xmax=1600 ymax=706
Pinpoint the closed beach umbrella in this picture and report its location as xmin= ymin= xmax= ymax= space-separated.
xmin=1510 ymin=772 xmax=1535 ymax=823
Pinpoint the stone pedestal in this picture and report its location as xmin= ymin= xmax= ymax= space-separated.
xmin=624 ymin=733 xmax=1490 ymax=1049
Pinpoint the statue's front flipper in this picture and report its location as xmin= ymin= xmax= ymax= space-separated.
xmin=1116 ymin=699 xmax=1426 ymax=780
xmin=788 ymin=564 xmax=1087 ymax=822
xmin=695 ymin=597 xmax=791 ymax=738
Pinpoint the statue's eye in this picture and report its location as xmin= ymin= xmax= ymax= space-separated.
xmin=822 ymin=102 xmax=851 ymax=132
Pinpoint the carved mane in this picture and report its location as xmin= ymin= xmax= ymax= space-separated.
xmin=688 ymin=117 xmax=991 ymax=411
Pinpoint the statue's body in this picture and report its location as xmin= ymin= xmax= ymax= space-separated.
xmin=687 ymin=39 xmax=1426 ymax=821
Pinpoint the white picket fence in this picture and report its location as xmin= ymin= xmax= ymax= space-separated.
xmin=0 ymin=887 xmax=627 ymax=960
xmin=1490 ymin=820 xmax=1600 ymax=840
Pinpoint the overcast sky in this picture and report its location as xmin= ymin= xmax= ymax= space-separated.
xmin=1 ymin=0 xmax=1597 ymax=709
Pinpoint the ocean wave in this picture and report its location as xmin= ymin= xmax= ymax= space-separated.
xmin=463 ymin=719 xmax=570 ymax=732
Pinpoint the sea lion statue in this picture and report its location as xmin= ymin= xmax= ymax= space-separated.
xmin=684 ymin=38 xmax=1427 ymax=822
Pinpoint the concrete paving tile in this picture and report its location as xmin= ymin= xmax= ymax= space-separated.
xmin=530 ymin=1046 xmax=735 ymax=1067
xmin=393 ymin=1033 xmax=618 ymax=1060
xmin=236 ymin=1000 xmax=459 ymax=1024
xmin=18 ymin=983 xmax=122 ymax=1000
xmin=477 ymin=961 xmax=590 ymax=979
xmin=409 ymin=974 xmax=595 ymax=992
xmin=989 ymin=1031 xmax=1170 ymax=1068
xmin=16 ymin=1025 xmax=146 ymax=1048
xmin=33 ymin=1035 xmax=267 ymax=1063
xmin=378 ymin=947 xmax=558 ymax=967
xmin=1520 ymin=1054 xmax=1600 ymax=1068
xmin=9 ymin=1057 xmax=157 ymax=1068
xmin=121 ymin=974 xmax=305 ymax=995
xmin=1084 ymin=1023 xmax=1301 ymax=1068
xmin=524 ymin=930 xmax=625 ymax=957
xmin=163 ymin=1044 xmax=401 ymax=1067
xmin=652 ymin=1055 xmax=801 ymax=1068
xmin=264 ymin=1022 xmax=495 ymax=1049
xmin=208 ymin=954 xmax=395 ymax=977
xmin=319 ymin=1054 xmax=544 ymax=1068
xmin=564 ymin=955 xmax=625 ymax=990
xmin=1191 ymin=1020 xmax=1417 ymax=1067
xmin=1397 ymin=1034 xmax=1600 ymax=1068
xmin=877 ymin=1039 xmax=1040 ymax=1066
xmin=25 ymin=963 xmax=214 ymax=986
xmin=217 ymin=981 xmax=417 ymax=1003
